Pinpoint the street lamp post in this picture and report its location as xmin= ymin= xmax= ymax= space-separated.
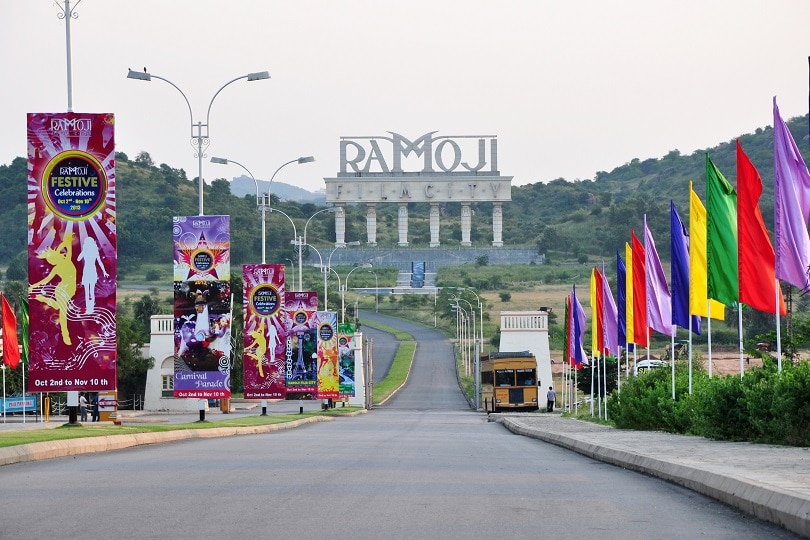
xmin=210 ymin=155 xmax=314 ymax=263
xmin=367 ymin=270 xmax=378 ymax=313
xmin=458 ymin=288 xmax=484 ymax=409
xmin=127 ymin=68 xmax=270 ymax=216
xmin=298 ymin=208 xmax=337 ymax=292
xmin=342 ymin=264 xmax=372 ymax=324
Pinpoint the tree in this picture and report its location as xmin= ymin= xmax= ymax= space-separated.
xmin=133 ymin=294 xmax=165 ymax=339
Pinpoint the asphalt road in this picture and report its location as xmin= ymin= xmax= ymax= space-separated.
xmin=0 ymin=313 xmax=797 ymax=539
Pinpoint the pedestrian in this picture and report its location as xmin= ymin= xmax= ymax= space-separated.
xmin=91 ymin=393 xmax=100 ymax=422
xmin=546 ymin=385 xmax=556 ymax=413
xmin=79 ymin=392 xmax=88 ymax=422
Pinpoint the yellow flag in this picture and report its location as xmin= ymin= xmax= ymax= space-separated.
xmin=625 ymin=242 xmax=634 ymax=345
xmin=689 ymin=182 xmax=726 ymax=320
xmin=590 ymin=267 xmax=598 ymax=353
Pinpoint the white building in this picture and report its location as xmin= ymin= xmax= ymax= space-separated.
xmin=497 ymin=309 xmax=554 ymax=392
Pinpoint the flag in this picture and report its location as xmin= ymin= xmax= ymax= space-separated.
xmin=625 ymin=242 xmax=635 ymax=345
xmin=572 ymin=284 xmax=587 ymax=368
xmin=590 ymin=268 xmax=604 ymax=355
xmin=671 ymin=201 xmax=701 ymax=333
xmin=644 ymin=215 xmax=675 ymax=337
xmin=617 ymin=252 xmax=628 ymax=346
xmin=689 ymin=183 xmax=726 ymax=320
xmin=631 ymin=230 xmax=648 ymax=346
xmin=1 ymin=294 xmax=21 ymax=369
xmin=737 ymin=140 xmax=786 ymax=314
xmin=20 ymin=298 xmax=28 ymax=365
xmin=706 ymin=153 xmax=739 ymax=306
xmin=773 ymin=97 xmax=810 ymax=291
xmin=600 ymin=266 xmax=619 ymax=356
xmin=564 ymin=295 xmax=571 ymax=365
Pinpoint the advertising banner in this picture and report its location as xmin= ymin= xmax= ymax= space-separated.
xmin=173 ymin=216 xmax=231 ymax=398
xmin=26 ymin=112 xmax=117 ymax=392
xmin=316 ymin=311 xmax=339 ymax=399
xmin=337 ymin=322 xmax=356 ymax=397
xmin=284 ymin=291 xmax=319 ymax=395
xmin=243 ymin=264 xmax=286 ymax=399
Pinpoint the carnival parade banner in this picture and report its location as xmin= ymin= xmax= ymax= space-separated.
xmin=27 ymin=113 xmax=117 ymax=392
xmin=316 ymin=311 xmax=340 ymax=399
xmin=337 ymin=322 xmax=356 ymax=397
xmin=173 ymin=216 xmax=231 ymax=398
xmin=243 ymin=264 xmax=286 ymax=399
xmin=284 ymin=291 xmax=319 ymax=395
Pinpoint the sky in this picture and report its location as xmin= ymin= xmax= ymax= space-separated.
xmin=3 ymin=1 xmax=810 ymax=194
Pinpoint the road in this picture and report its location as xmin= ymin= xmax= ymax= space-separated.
xmin=0 ymin=313 xmax=797 ymax=539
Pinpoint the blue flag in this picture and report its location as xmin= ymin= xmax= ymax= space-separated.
xmin=670 ymin=201 xmax=701 ymax=334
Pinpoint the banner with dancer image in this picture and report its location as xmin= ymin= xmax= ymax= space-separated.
xmin=26 ymin=112 xmax=117 ymax=392
xmin=243 ymin=264 xmax=286 ymax=399
xmin=337 ymin=322 xmax=356 ymax=397
xmin=316 ymin=311 xmax=340 ymax=400
xmin=284 ymin=291 xmax=319 ymax=395
xmin=173 ymin=216 xmax=231 ymax=398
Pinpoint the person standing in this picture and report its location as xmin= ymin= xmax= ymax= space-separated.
xmin=546 ymin=386 xmax=556 ymax=413
xmin=79 ymin=393 xmax=88 ymax=422
xmin=91 ymin=393 xmax=100 ymax=422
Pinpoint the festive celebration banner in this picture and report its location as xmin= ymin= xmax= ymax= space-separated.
xmin=173 ymin=216 xmax=231 ymax=398
xmin=27 ymin=112 xmax=117 ymax=392
xmin=284 ymin=291 xmax=319 ymax=395
xmin=243 ymin=264 xmax=286 ymax=399
xmin=316 ymin=311 xmax=339 ymax=399
xmin=337 ymin=322 xmax=356 ymax=397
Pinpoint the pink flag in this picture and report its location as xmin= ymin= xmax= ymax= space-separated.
xmin=600 ymin=266 xmax=619 ymax=356
xmin=644 ymin=216 xmax=675 ymax=337
xmin=773 ymin=97 xmax=810 ymax=291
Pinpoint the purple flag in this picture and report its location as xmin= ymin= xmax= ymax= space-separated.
xmin=774 ymin=98 xmax=810 ymax=291
xmin=572 ymin=284 xmax=588 ymax=367
xmin=670 ymin=202 xmax=701 ymax=334
xmin=600 ymin=265 xmax=619 ymax=356
xmin=644 ymin=215 xmax=675 ymax=337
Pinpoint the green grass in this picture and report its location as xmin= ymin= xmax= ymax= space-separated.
xmin=373 ymin=341 xmax=416 ymax=405
xmin=0 ymin=408 xmax=362 ymax=448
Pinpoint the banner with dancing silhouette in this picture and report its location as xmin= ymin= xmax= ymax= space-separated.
xmin=284 ymin=291 xmax=319 ymax=395
xmin=316 ymin=311 xmax=340 ymax=399
xmin=243 ymin=263 xmax=286 ymax=399
xmin=26 ymin=112 xmax=117 ymax=392
xmin=173 ymin=216 xmax=231 ymax=398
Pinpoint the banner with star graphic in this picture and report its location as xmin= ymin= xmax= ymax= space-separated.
xmin=243 ymin=263 xmax=286 ymax=399
xmin=26 ymin=112 xmax=117 ymax=393
xmin=172 ymin=215 xmax=231 ymax=398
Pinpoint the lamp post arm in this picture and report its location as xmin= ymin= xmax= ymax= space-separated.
xmin=204 ymin=75 xmax=251 ymax=137
xmin=142 ymin=73 xmax=195 ymax=137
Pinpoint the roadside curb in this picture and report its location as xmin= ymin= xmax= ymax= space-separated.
xmin=0 ymin=415 xmax=336 ymax=467
xmin=497 ymin=417 xmax=810 ymax=538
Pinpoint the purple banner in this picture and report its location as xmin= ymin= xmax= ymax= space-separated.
xmin=284 ymin=292 xmax=319 ymax=395
xmin=243 ymin=264 xmax=286 ymax=399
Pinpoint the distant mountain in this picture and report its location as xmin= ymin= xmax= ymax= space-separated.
xmin=229 ymin=175 xmax=326 ymax=204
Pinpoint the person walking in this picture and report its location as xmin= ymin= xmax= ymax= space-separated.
xmin=79 ymin=393 xmax=88 ymax=422
xmin=546 ymin=386 xmax=556 ymax=413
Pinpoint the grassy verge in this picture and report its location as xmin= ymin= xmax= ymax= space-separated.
xmin=372 ymin=341 xmax=416 ymax=405
xmin=0 ymin=407 xmax=363 ymax=449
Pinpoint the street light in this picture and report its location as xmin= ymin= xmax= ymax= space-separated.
xmin=126 ymin=68 xmax=270 ymax=215
xmin=457 ymin=287 xmax=484 ymax=410
xmin=210 ymin=155 xmax=314 ymax=263
xmin=367 ymin=270 xmax=378 ymax=313
xmin=342 ymin=264 xmax=373 ymax=324
xmin=296 ymin=208 xmax=337 ymax=292
xmin=284 ymin=258 xmax=296 ymax=291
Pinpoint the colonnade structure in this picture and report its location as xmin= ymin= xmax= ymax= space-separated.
xmin=324 ymin=132 xmax=512 ymax=247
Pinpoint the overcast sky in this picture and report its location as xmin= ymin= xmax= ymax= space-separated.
xmin=3 ymin=1 xmax=809 ymax=193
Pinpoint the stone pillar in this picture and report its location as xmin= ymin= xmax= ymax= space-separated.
xmin=492 ymin=202 xmax=503 ymax=247
xmin=334 ymin=204 xmax=346 ymax=246
xmin=429 ymin=203 xmax=440 ymax=247
xmin=461 ymin=203 xmax=472 ymax=247
xmin=397 ymin=203 xmax=409 ymax=246
xmin=365 ymin=203 xmax=377 ymax=246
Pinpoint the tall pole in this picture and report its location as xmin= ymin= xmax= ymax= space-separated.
xmin=299 ymin=207 xmax=337 ymax=292
xmin=58 ymin=0 xmax=79 ymax=111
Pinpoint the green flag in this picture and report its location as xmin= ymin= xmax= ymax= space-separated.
xmin=705 ymin=154 xmax=738 ymax=307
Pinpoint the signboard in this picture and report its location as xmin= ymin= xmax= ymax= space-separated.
xmin=26 ymin=112 xmax=117 ymax=392
xmin=173 ymin=216 xmax=231 ymax=399
xmin=316 ymin=311 xmax=339 ymax=400
xmin=284 ymin=292 xmax=319 ymax=395
xmin=337 ymin=322 xmax=356 ymax=397
xmin=243 ymin=264 xmax=286 ymax=399
xmin=0 ymin=395 xmax=37 ymax=414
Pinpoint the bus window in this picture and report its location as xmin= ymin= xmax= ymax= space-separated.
xmin=517 ymin=368 xmax=536 ymax=386
xmin=495 ymin=369 xmax=514 ymax=387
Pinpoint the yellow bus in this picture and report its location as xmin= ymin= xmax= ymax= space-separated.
xmin=480 ymin=351 xmax=539 ymax=412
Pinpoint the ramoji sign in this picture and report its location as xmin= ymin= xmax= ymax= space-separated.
xmin=325 ymin=132 xmax=512 ymax=204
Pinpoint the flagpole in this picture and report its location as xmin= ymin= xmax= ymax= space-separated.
xmin=2 ymin=364 xmax=5 ymax=424
xmin=670 ymin=332 xmax=676 ymax=400
xmin=738 ymin=305 xmax=744 ymax=380
xmin=590 ymin=354 xmax=595 ymax=417
xmin=707 ymin=300 xmax=713 ymax=378
xmin=688 ymin=317 xmax=693 ymax=395
xmin=775 ymin=278 xmax=783 ymax=372
xmin=602 ymin=352 xmax=608 ymax=420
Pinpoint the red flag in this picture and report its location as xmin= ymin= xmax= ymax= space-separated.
xmin=631 ymin=230 xmax=649 ymax=347
xmin=2 ymin=294 xmax=21 ymax=369
xmin=737 ymin=140 xmax=786 ymax=315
